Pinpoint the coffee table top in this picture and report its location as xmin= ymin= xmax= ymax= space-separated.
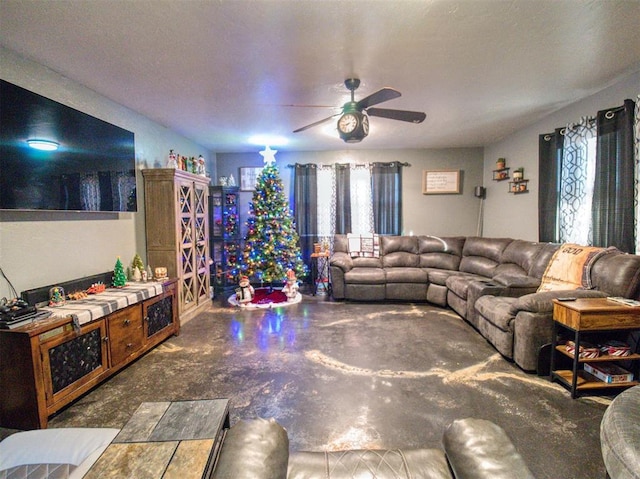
xmin=114 ymin=399 xmax=230 ymax=443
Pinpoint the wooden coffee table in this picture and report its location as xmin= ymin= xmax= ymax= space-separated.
xmin=85 ymin=399 xmax=229 ymax=479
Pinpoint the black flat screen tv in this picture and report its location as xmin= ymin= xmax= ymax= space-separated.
xmin=0 ymin=79 xmax=137 ymax=212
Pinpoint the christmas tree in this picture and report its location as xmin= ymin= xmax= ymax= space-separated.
xmin=112 ymin=257 xmax=127 ymax=287
xmin=242 ymin=147 xmax=306 ymax=284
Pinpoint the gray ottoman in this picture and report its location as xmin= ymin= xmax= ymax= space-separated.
xmin=601 ymin=385 xmax=640 ymax=479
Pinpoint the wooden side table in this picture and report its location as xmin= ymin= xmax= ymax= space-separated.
xmin=86 ymin=399 xmax=230 ymax=478
xmin=310 ymin=251 xmax=331 ymax=296
xmin=550 ymin=298 xmax=640 ymax=398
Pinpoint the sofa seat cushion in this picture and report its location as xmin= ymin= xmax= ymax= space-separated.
xmin=475 ymin=296 xmax=519 ymax=332
xmin=385 ymin=267 xmax=428 ymax=283
xmin=446 ymin=274 xmax=490 ymax=300
xmin=288 ymin=448 xmax=453 ymax=479
xmin=425 ymin=269 xmax=459 ymax=286
xmin=344 ymin=267 xmax=386 ymax=284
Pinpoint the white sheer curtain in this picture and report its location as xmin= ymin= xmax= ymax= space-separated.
xmin=558 ymin=117 xmax=597 ymax=244
xmin=316 ymin=165 xmax=336 ymax=247
xmin=349 ymin=165 xmax=374 ymax=234
xmin=315 ymin=163 xmax=374 ymax=244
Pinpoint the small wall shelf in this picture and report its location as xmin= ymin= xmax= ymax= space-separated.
xmin=492 ymin=167 xmax=510 ymax=181
xmin=509 ymin=179 xmax=529 ymax=194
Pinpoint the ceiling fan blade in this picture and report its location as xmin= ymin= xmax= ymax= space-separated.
xmin=366 ymin=108 xmax=426 ymax=123
xmin=356 ymin=87 xmax=401 ymax=110
xmin=293 ymin=113 xmax=341 ymax=133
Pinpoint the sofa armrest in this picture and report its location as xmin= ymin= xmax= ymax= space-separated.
xmin=492 ymin=273 xmax=540 ymax=289
xmin=330 ymin=252 xmax=354 ymax=272
xmin=513 ymin=289 xmax=608 ymax=314
xmin=212 ymin=418 xmax=289 ymax=479
xmin=442 ymin=418 xmax=534 ymax=479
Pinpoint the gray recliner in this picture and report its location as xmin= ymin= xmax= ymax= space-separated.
xmin=212 ymin=417 xmax=534 ymax=479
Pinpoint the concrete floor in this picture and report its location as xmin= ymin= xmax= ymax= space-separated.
xmin=42 ymin=295 xmax=609 ymax=478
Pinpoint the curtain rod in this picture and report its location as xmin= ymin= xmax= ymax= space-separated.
xmin=286 ymin=162 xmax=411 ymax=168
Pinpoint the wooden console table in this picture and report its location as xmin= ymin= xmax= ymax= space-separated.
xmin=550 ymin=298 xmax=640 ymax=398
xmin=86 ymin=399 xmax=229 ymax=479
xmin=0 ymin=279 xmax=178 ymax=429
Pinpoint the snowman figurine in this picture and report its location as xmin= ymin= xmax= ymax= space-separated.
xmin=235 ymin=275 xmax=254 ymax=305
xmin=282 ymin=269 xmax=299 ymax=302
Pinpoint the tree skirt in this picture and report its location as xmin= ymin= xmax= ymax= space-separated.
xmin=228 ymin=287 xmax=302 ymax=309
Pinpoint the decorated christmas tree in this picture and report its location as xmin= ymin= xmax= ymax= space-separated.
xmin=112 ymin=257 xmax=127 ymax=287
xmin=242 ymin=146 xmax=306 ymax=284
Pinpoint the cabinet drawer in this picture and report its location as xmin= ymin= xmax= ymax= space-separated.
xmin=108 ymin=305 xmax=144 ymax=367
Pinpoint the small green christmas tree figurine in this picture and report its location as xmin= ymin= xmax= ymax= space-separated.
xmin=113 ymin=257 xmax=127 ymax=287
xmin=132 ymin=253 xmax=144 ymax=273
xmin=242 ymin=146 xmax=306 ymax=284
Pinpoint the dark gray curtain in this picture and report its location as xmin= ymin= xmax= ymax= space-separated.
xmin=592 ymin=99 xmax=636 ymax=253
xmin=293 ymin=163 xmax=317 ymax=276
xmin=371 ymin=162 xmax=403 ymax=235
xmin=538 ymin=129 xmax=563 ymax=242
xmin=334 ymin=164 xmax=351 ymax=234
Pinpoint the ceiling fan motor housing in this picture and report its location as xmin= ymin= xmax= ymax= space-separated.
xmin=337 ymin=111 xmax=369 ymax=143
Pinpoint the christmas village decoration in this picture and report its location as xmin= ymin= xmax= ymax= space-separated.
xmin=228 ymin=146 xmax=304 ymax=308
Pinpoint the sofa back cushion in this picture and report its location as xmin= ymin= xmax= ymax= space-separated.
xmin=459 ymin=237 xmax=513 ymax=278
xmin=529 ymin=243 xmax=561 ymax=278
xmin=590 ymin=251 xmax=640 ymax=299
xmin=417 ymin=236 xmax=465 ymax=270
xmin=495 ymin=240 xmax=544 ymax=277
xmin=537 ymin=243 xmax=616 ymax=292
xmin=381 ymin=236 xmax=419 ymax=268
xmin=333 ymin=235 xmax=348 ymax=253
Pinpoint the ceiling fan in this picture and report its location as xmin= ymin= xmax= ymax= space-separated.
xmin=293 ymin=78 xmax=426 ymax=143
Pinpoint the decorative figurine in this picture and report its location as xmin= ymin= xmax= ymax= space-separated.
xmin=197 ymin=155 xmax=207 ymax=176
xmin=235 ymin=275 xmax=254 ymax=305
xmin=167 ymin=149 xmax=178 ymax=168
xmin=227 ymin=173 xmax=236 ymax=186
xmin=282 ymin=269 xmax=299 ymax=302
xmin=49 ymin=286 xmax=66 ymax=307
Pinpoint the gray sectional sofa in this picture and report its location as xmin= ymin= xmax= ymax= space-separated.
xmin=330 ymin=234 xmax=640 ymax=371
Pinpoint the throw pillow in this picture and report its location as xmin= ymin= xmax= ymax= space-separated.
xmin=347 ymin=233 xmax=380 ymax=258
xmin=537 ymin=243 xmax=612 ymax=292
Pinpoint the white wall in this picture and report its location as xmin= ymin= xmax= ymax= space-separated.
xmin=0 ymin=47 xmax=215 ymax=299
xmin=483 ymin=69 xmax=640 ymax=240
xmin=216 ymin=147 xmax=484 ymax=239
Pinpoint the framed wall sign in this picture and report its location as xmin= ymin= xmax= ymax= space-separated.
xmin=239 ymin=167 xmax=263 ymax=191
xmin=422 ymin=169 xmax=461 ymax=194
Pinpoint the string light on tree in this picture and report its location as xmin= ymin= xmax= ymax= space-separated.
xmin=242 ymin=146 xmax=306 ymax=284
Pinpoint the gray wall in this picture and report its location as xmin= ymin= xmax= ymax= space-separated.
xmin=0 ymin=47 xmax=215 ymax=299
xmin=483 ymin=69 xmax=640 ymax=240
xmin=216 ymin=147 xmax=484 ymax=239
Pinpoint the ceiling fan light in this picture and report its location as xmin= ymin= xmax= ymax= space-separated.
xmin=27 ymin=139 xmax=59 ymax=151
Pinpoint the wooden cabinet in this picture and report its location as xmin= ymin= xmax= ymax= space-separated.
xmin=0 ymin=279 xmax=178 ymax=430
xmin=209 ymin=186 xmax=242 ymax=293
xmin=108 ymin=305 xmax=144 ymax=368
xmin=143 ymin=169 xmax=211 ymax=323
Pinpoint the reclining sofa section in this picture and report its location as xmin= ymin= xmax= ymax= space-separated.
xmin=330 ymin=235 xmax=640 ymax=371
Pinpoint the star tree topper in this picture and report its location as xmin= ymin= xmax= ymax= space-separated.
xmin=259 ymin=145 xmax=277 ymax=166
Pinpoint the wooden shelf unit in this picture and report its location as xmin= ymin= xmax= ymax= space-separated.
xmin=550 ymin=298 xmax=640 ymax=398
xmin=0 ymin=279 xmax=178 ymax=429
xmin=143 ymin=169 xmax=211 ymax=323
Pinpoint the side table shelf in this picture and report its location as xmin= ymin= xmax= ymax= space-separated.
xmin=550 ymin=298 xmax=640 ymax=398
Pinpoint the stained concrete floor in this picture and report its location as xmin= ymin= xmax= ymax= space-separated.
xmin=42 ymin=295 xmax=609 ymax=478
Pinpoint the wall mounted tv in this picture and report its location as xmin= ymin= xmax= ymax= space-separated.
xmin=0 ymin=79 xmax=137 ymax=212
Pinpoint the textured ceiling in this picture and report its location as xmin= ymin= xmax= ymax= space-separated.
xmin=1 ymin=0 xmax=639 ymax=153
